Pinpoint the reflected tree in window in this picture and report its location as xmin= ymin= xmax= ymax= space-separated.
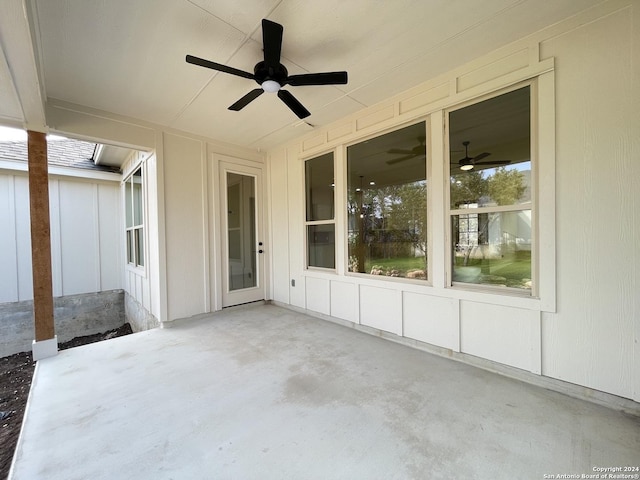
xmin=451 ymin=166 xmax=527 ymax=269
xmin=488 ymin=167 xmax=526 ymax=206
xmin=347 ymin=122 xmax=428 ymax=280
xmin=449 ymin=86 xmax=532 ymax=290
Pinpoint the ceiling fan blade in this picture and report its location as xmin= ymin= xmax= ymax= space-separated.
xmin=386 ymin=154 xmax=418 ymax=165
xmin=287 ymin=71 xmax=348 ymax=86
xmin=476 ymin=159 xmax=511 ymax=166
xmin=387 ymin=148 xmax=413 ymax=155
xmin=472 ymin=152 xmax=491 ymax=162
xmin=186 ymin=55 xmax=255 ymax=80
xmin=262 ymin=19 xmax=283 ymax=67
xmin=277 ymin=90 xmax=310 ymax=119
xmin=228 ymin=89 xmax=264 ymax=111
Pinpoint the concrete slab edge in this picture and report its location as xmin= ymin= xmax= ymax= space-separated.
xmin=273 ymin=301 xmax=640 ymax=417
xmin=7 ymin=360 xmax=44 ymax=480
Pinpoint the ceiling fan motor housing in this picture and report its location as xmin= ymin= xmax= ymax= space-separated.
xmin=254 ymin=61 xmax=288 ymax=86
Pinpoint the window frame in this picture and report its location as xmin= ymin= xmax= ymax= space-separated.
xmin=296 ymin=71 xmax=554 ymax=311
xmin=342 ymin=119 xmax=431 ymax=285
xmin=445 ymin=81 xmax=537 ymax=297
xmin=124 ymin=165 xmax=145 ymax=270
xmin=304 ymin=151 xmax=336 ymax=271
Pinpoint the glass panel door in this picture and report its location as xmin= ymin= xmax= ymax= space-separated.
xmin=227 ymin=172 xmax=257 ymax=291
xmin=220 ymin=162 xmax=264 ymax=308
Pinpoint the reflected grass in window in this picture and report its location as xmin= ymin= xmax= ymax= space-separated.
xmin=347 ymin=122 xmax=428 ymax=280
xmin=452 ymin=210 xmax=531 ymax=290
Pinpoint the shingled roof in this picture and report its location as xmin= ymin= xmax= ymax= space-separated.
xmin=0 ymin=138 xmax=120 ymax=173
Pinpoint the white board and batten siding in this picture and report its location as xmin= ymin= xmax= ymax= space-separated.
xmin=121 ymin=149 xmax=158 ymax=323
xmin=268 ymin=0 xmax=640 ymax=402
xmin=0 ymin=167 xmax=122 ymax=303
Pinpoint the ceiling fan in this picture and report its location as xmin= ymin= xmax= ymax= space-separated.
xmin=186 ymin=19 xmax=348 ymax=119
xmin=386 ymin=136 xmax=426 ymax=165
xmin=455 ymin=141 xmax=510 ymax=171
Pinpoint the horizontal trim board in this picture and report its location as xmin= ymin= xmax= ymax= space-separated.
xmin=0 ymin=159 xmax=121 ymax=182
xmin=457 ymin=48 xmax=530 ymax=92
xmin=327 ymin=123 xmax=353 ymax=142
xmin=356 ymin=105 xmax=395 ymax=131
xmin=302 ymin=133 xmax=326 ymax=152
xmin=400 ymin=82 xmax=450 ymax=115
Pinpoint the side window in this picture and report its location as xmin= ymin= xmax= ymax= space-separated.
xmin=448 ymin=86 xmax=532 ymax=291
xmin=347 ymin=122 xmax=428 ymax=280
xmin=305 ymin=152 xmax=335 ymax=269
xmin=125 ymin=167 xmax=144 ymax=268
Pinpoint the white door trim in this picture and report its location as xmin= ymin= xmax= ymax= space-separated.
xmin=219 ymin=161 xmax=266 ymax=308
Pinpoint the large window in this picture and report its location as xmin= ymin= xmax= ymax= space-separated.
xmin=305 ymin=152 xmax=335 ymax=269
xmin=125 ymin=167 xmax=144 ymax=267
xmin=347 ymin=122 xmax=428 ymax=280
xmin=448 ymin=86 xmax=532 ymax=291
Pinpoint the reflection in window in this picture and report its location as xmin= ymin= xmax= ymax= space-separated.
xmin=307 ymin=224 xmax=335 ymax=269
xmin=449 ymin=86 xmax=532 ymax=290
xmin=347 ymin=122 xmax=427 ymax=280
xmin=125 ymin=167 xmax=144 ymax=267
xmin=306 ymin=153 xmax=334 ymax=221
xmin=305 ymin=153 xmax=335 ymax=269
xmin=452 ymin=211 xmax=531 ymax=288
xmin=227 ymin=173 xmax=257 ymax=290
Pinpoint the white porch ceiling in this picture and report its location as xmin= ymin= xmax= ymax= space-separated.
xmin=0 ymin=0 xmax=604 ymax=152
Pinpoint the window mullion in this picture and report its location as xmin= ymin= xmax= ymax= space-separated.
xmin=450 ymin=202 xmax=532 ymax=216
xmin=306 ymin=219 xmax=335 ymax=226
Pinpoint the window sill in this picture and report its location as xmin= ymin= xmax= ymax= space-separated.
xmin=447 ymin=282 xmax=542 ymax=311
xmin=346 ymin=271 xmax=432 ymax=288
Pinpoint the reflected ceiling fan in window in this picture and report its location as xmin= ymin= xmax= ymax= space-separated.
xmin=386 ymin=136 xmax=426 ymax=165
xmin=455 ymin=141 xmax=510 ymax=171
xmin=186 ymin=19 xmax=348 ymax=119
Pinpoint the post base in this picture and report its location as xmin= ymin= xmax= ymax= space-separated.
xmin=32 ymin=336 xmax=58 ymax=361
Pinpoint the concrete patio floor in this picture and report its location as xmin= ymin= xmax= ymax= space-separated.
xmin=9 ymin=304 xmax=640 ymax=479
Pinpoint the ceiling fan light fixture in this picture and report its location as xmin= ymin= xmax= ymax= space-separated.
xmin=458 ymin=141 xmax=476 ymax=171
xmin=261 ymin=80 xmax=281 ymax=93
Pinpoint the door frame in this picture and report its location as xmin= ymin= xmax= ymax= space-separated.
xmin=214 ymin=159 xmax=267 ymax=308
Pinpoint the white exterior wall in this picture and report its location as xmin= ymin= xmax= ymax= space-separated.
xmin=121 ymin=150 xmax=157 ymax=323
xmin=267 ymin=0 xmax=640 ymax=402
xmin=158 ymin=133 xmax=265 ymax=320
xmin=162 ymin=133 xmax=208 ymax=320
xmin=539 ymin=3 xmax=639 ymax=399
xmin=0 ymin=164 xmax=122 ymax=303
xmin=45 ymin=101 xmax=265 ymax=325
